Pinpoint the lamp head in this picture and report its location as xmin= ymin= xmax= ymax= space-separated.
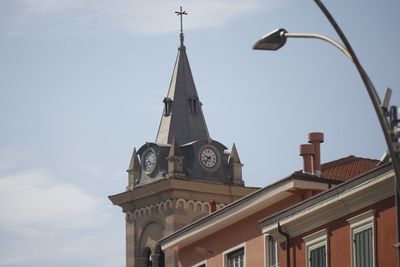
xmin=253 ymin=28 xmax=288 ymax=51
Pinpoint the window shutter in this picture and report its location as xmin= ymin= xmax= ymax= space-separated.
xmin=354 ymin=228 xmax=373 ymax=267
xmin=309 ymin=246 xmax=326 ymax=267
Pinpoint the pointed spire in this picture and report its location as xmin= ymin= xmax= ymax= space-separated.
xmin=228 ymin=143 xmax=244 ymax=185
xmin=228 ymin=143 xmax=242 ymax=165
xmin=155 ymin=28 xmax=210 ymax=145
xmin=128 ymin=147 xmax=140 ymax=171
xmin=166 ymin=136 xmax=185 ymax=178
xmin=127 ymin=147 xmax=141 ymax=189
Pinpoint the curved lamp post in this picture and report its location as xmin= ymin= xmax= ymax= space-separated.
xmin=253 ymin=0 xmax=400 ymax=266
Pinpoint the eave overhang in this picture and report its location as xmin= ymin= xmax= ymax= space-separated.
xmin=260 ymin=163 xmax=393 ymax=242
xmin=160 ymin=174 xmax=341 ymax=251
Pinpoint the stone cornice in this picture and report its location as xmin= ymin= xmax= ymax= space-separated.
xmin=109 ymin=178 xmax=258 ymax=212
xmin=125 ymin=198 xmax=226 ymax=223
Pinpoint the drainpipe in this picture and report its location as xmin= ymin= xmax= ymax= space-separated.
xmin=278 ymin=222 xmax=290 ymax=267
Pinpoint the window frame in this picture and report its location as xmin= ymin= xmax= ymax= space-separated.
xmin=264 ymin=234 xmax=279 ymax=267
xmin=223 ymin=243 xmax=246 ymax=267
xmin=303 ymin=229 xmax=328 ymax=267
xmin=192 ymin=261 xmax=207 ymax=267
xmin=347 ymin=210 xmax=375 ymax=267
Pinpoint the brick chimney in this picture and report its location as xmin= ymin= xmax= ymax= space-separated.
xmin=308 ymin=132 xmax=324 ymax=177
xmin=299 ymin=144 xmax=315 ymax=175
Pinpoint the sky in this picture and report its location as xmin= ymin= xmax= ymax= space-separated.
xmin=0 ymin=0 xmax=399 ymax=266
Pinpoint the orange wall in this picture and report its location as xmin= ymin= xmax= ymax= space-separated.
xmin=176 ymin=193 xmax=395 ymax=267
xmin=375 ymin=196 xmax=396 ymax=266
xmin=178 ymin=194 xmax=303 ymax=267
xmin=280 ymin=196 xmax=396 ymax=267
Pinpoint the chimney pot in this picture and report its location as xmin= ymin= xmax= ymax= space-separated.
xmin=308 ymin=132 xmax=324 ymax=143
xmin=308 ymin=132 xmax=324 ymax=177
xmin=300 ymin=143 xmax=315 ymax=156
xmin=300 ymin=144 xmax=314 ymax=175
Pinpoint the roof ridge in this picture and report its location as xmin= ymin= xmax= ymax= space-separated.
xmin=321 ymin=155 xmax=356 ymax=169
xmin=321 ymin=155 xmax=379 ymax=170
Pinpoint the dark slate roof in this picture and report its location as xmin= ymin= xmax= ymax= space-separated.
xmin=155 ymin=43 xmax=210 ymax=145
xmin=319 ymin=155 xmax=379 ymax=181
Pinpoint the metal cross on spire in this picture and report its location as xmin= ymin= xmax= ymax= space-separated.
xmin=175 ymin=6 xmax=188 ymax=45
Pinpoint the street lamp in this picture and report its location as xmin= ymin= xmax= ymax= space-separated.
xmin=253 ymin=0 xmax=400 ymax=266
xmin=253 ymin=28 xmax=352 ymax=61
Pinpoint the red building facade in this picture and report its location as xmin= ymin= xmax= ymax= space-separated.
xmin=261 ymin=163 xmax=396 ymax=267
xmin=160 ymin=147 xmax=391 ymax=267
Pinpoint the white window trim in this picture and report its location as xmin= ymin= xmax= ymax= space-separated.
xmin=303 ymin=229 xmax=328 ymax=267
xmin=192 ymin=260 xmax=207 ymax=267
xmin=347 ymin=210 xmax=375 ymax=267
xmin=264 ymin=234 xmax=279 ymax=267
xmin=223 ymin=243 xmax=246 ymax=267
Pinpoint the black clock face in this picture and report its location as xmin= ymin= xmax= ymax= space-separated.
xmin=199 ymin=146 xmax=220 ymax=170
xmin=143 ymin=148 xmax=157 ymax=174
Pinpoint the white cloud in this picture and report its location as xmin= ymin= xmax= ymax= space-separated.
xmin=16 ymin=0 xmax=270 ymax=33
xmin=0 ymin=149 xmax=31 ymax=173
xmin=0 ymin=169 xmax=123 ymax=267
xmin=21 ymin=0 xmax=84 ymax=14
xmin=0 ymin=169 xmax=105 ymax=233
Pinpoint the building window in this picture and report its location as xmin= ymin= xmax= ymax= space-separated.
xmin=309 ymin=245 xmax=326 ymax=267
xmin=144 ymin=247 xmax=152 ymax=267
xmin=303 ymin=229 xmax=328 ymax=267
xmin=188 ymin=97 xmax=199 ymax=113
xmin=347 ymin=210 xmax=375 ymax=267
xmin=224 ymin=245 xmax=245 ymax=267
xmin=265 ymin=235 xmax=279 ymax=267
xmin=227 ymin=248 xmax=244 ymax=267
xmin=155 ymin=244 xmax=165 ymax=267
xmin=353 ymin=226 xmax=373 ymax=267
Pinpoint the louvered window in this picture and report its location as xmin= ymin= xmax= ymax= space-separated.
xmin=347 ymin=210 xmax=375 ymax=267
xmin=309 ymin=245 xmax=326 ymax=267
xmin=188 ymin=97 xmax=199 ymax=113
xmin=353 ymin=227 xmax=373 ymax=267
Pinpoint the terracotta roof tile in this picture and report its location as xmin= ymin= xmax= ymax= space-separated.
xmin=320 ymin=155 xmax=379 ymax=181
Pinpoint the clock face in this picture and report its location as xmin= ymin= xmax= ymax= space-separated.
xmin=200 ymin=147 xmax=219 ymax=169
xmin=143 ymin=149 xmax=157 ymax=174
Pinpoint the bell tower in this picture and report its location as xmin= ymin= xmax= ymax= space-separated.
xmin=109 ymin=7 xmax=257 ymax=267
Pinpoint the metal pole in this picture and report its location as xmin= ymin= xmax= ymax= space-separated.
xmin=284 ymin=33 xmax=352 ymax=61
xmin=314 ymin=1 xmax=400 ymax=265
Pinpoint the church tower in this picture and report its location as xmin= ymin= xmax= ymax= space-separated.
xmin=109 ymin=7 xmax=257 ymax=267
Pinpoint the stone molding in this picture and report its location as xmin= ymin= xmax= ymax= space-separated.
xmin=125 ymin=198 xmax=226 ymax=222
